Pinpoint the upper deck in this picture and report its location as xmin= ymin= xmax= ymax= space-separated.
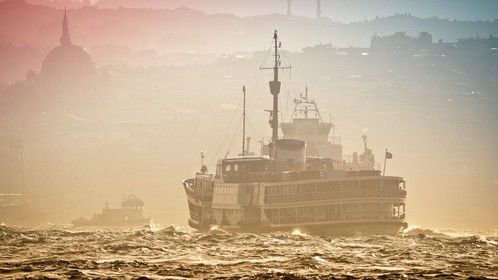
xmin=214 ymin=156 xmax=329 ymax=183
xmin=204 ymin=155 xmax=395 ymax=184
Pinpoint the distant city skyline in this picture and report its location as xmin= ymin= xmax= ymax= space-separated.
xmin=87 ymin=0 xmax=498 ymax=22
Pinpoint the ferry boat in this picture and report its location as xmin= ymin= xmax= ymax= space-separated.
xmin=71 ymin=195 xmax=150 ymax=227
xmin=182 ymin=31 xmax=407 ymax=235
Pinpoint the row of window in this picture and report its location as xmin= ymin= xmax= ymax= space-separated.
xmin=264 ymin=180 xmax=401 ymax=195
xmin=264 ymin=203 xmax=393 ymax=224
xmin=212 ymin=208 xmax=241 ymax=216
xmin=214 ymin=185 xmax=237 ymax=195
xmin=264 ymin=185 xmax=405 ymax=203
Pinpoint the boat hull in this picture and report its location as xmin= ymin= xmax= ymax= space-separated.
xmin=189 ymin=218 xmax=406 ymax=235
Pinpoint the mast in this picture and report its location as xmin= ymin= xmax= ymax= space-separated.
xmin=261 ymin=30 xmax=291 ymax=156
xmin=271 ymin=31 xmax=280 ymax=143
xmin=242 ymin=85 xmax=246 ymax=156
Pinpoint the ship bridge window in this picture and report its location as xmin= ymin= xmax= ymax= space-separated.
xmin=399 ymin=181 xmax=406 ymax=190
xmin=224 ymin=164 xmax=239 ymax=172
xmin=222 ymin=159 xmax=270 ymax=183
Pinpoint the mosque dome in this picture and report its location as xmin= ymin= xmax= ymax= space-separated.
xmin=38 ymin=9 xmax=96 ymax=90
xmin=40 ymin=44 xmax=96 ymax=86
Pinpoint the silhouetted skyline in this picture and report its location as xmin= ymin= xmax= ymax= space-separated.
xmin=91 ymin=0 xmax=498 ymax=22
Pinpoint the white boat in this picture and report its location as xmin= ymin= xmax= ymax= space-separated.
xmin=182 ymin=30 xmax=407 ymax=235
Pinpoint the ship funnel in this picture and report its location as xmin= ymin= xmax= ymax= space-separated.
xmin=269 ymin=139 xmax=306 ymax=172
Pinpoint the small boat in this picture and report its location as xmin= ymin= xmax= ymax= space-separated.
xmin=71 ymin=195 xmax=150 ymax=227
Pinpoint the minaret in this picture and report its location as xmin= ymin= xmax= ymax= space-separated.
xmin=287 ymin=0 xmax=292 ymax=16
xmin=60 ymin=8 xmax=72 ymax=45
xmin=316 ymin=0 xmax=322 ymax=19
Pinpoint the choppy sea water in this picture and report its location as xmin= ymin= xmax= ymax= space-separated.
xmin=0 ymin=224 xmax=496 ymax=279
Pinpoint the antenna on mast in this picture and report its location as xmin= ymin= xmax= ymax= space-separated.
xmin=316 ymin=0 xmax=322 ymax=19
xmin=242 ymin=85 xmax=246 ymax=156
xmin=200 ymin=151 xmax=207 ymax=173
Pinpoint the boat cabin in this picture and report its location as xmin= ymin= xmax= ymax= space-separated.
xmin=215 ymin=156 xmax=336 ymax=183
xmin=217 ymin=157 xmax=270 ymax=183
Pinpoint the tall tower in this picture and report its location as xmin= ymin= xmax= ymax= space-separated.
xmin=60 ymin=8 xmax=72 ymax=45
xmin=287 ymin=0 xmax=292 ymax=16
xmin=316 ymin=0 xmax=322 ymax=19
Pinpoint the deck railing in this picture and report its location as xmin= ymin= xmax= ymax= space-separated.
xmin=223 ymin=170 xmax=322 ymax=183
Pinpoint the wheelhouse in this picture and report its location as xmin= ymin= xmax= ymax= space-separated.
xmin=217 ymin=157 xmax=270 ymax=183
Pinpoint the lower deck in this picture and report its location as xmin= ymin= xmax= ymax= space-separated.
xmin=183 ymin=174 xmax=407 ymax=234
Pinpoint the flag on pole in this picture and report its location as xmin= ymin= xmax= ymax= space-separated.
xmin=385 ymin=150 xmax=393 ymax=159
